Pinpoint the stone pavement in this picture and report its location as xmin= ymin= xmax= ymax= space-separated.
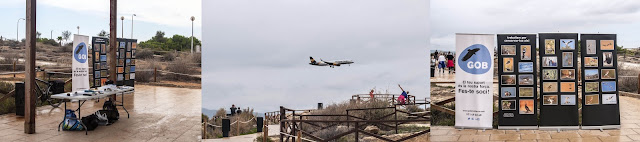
xmin=0 ymin=85 xmax=201 ymax=142
xmin=429 ymin=96 xmax=640 ymax=142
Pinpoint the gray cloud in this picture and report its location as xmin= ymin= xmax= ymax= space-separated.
xmin=202 ymin=0 xmax=430 ymax=113
xmin=431 ymin=0 xmax=640 ymax=51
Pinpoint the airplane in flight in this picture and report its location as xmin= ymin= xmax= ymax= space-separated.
xmin=309 ymin=56 xmax=354 ymax=68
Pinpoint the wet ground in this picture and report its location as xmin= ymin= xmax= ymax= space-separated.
xmin=0 ymin=85 xmax=201 ymax=141
xmin=430 ymin=96 xmax=640 ymax=142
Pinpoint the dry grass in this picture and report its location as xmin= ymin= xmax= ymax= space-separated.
xmin=136 ymin=59 xmax=161 ymax=82
xmin=205 ymin=108 xmax=257 ymax=139
xmin=618 ymin=62 xmax=639 ymax=93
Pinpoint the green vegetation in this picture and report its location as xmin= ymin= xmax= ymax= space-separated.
xmin=138 ymin=31 xmax=201 ymax=51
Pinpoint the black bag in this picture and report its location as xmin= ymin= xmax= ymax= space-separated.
xmin=102 ymin=100 xmax=119 ymax=123
xmin=81 ymin=114 xmax=99 ymax=131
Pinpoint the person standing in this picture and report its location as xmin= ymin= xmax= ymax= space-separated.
xmin=438 ymin=53 xmax=446 ymax=74
xmin=446 ymin=52 xmax=455 ymax=74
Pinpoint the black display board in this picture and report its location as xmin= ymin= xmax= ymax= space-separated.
xmin=580 ymin=34 xmax=620 ymax=129
xmin=538 ymin=33 xmax=580 ymax=130
xmin=497 ymin=34 xmax=538 ymax=129
xmin=92 ymin=37 xmax=109 ymax=88
xmin=92 ymin=38 xmax=136 ymax=87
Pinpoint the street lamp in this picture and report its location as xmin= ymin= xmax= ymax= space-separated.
xmin=131 ymin=14 xmax=136 ymax=39
xmin=77 ymin=26 xmax=80 ymax=35
xmin=17 ymin=18 xmax=25 ymax=41
xmin=50 ymin=30 xmax=53 ymax=39
xmin=121 ymin=16 xmax=125 ymax=38
xmin=190 ymin=16 xmax=195 ymax=53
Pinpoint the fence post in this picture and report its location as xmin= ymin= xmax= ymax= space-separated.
xmin=263 ymin=125 xmax=268 ymax=142
xmin=13 ymin=61 xmax=16 ymax=78
xmin=638 ymin=73 xmax=640 ymax=94
xmin=202 ymin=122 xmax=207 ymax=139
xmin=154 ymin=67 xmax=157 ymax=82
xmin=237 ymin=117 xmax=240 ymax=136
xmin=280 ymin=106 xmax=285 ymax=142
xmin=297 ymin=131 xmax=302 ymax=142
xmin=354 ymin=122 xmax=359 ymax=142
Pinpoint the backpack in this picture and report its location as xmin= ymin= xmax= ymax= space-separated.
xmin=102 ymin=100 xmax=119 ymax=123
xmin=81 ymin=114 xmax=99 ymax=131
xmin=62 ymin=109 xmax=84 ymax=131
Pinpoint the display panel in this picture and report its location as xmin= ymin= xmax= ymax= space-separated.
xmin=497 ymin=34 xmax=538 ymax=129
xmin=538 ymin=33 xmax=579 ymax=130
xmin=580 ymin=34 xmax=620 ymax=129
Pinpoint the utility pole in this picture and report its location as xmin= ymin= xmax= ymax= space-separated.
xmin=191 ymin=16 xmax=195 ymax=53
xmin=25 ymin=0 xmax=37 ymax=134
xmin=109 ymin=0 xmax=118 ymax=100
xmin=121 ymin=16 xmax=124 ymax=38
xmin=17 ymin=18 xmax=25 ymax=41
xmin=131 ymin=14 xmax=136 ymax=39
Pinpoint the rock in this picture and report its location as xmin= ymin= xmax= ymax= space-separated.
xmin=364 ymin=125 xmax=380 ymax=134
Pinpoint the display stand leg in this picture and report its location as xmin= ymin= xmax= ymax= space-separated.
xmin=458 ymin=127 xmax=464 ymax=131
xmin=516 ymin=128 xmax=520 ymax=132
xmin=482 ymin=128 xmax=486 ymax=132
xmin=557 ymin=128 xmax=560 ymax=133
xmin=599 ymin=128 xmax=604 ymax=132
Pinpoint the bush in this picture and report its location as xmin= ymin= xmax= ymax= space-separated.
xmin=618 ymin=62 xmax=639 ymax=93
xmin=0 ymin=53 xmax=23 ymax=71
xmin=136 ymin=49 xmax=155 ymax=59
xmin=162 ymin=52 xmax=176 ymax=61
xmin=166 ymin=58 xmax=199 ymax=81
xmin=136 ymin=59 xmax=160 ymax=82
xmin=0 ymin=82 xmax=15 ymax=115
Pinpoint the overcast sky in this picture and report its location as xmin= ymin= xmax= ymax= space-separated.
xmin=202 ymin=0 xmax=430 ymax=114
xmin=0 ymin=0 xmax=200 ymax=42
xmin=431 ymin=0 xmax=640 ymax=51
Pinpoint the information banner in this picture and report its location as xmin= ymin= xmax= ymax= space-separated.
xmin=497 ymin=34 xmax=538 ymax=129
xmin=538 ymin=33 xmax=580 ymax=130
xmin=454 ymin=33 xmax=494 ymax=129
xmin=580 ymin=34 xmax=620 ymax=129
xmin=72 ymin=35 xmax=90 ymax=91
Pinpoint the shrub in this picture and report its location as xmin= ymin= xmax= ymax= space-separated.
xmin=0 ymin=53 xmax=23 ymax=71
xmin=162 ymin=52 xmax=176 ymax=61
xmin=136 ymin=59 xmax=160 ymax=82
xmin=136 ymin=49 xmax=155 ymax=59
xmin=618 ymin=62 xmax=639 ymax=93
xmin=166 ymin=58 xmax=199 ymax=81
xmin=0 ymin=82 xmax=15 ymax=115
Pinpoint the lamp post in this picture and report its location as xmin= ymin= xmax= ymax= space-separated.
xmin=17 ymin=18 xmax=25 ymax=41
xmin=190 ymin=16 xmax=195 ymax=53
xmin=77 ymin=26 xmax=80 ymax=35
xmin=131 ymin=14 xmax=136 ymax=39
xmin=121 ymin=16 xmax=125 ymax=38
xmin=50 ymin=30 xmax=53 ymax=39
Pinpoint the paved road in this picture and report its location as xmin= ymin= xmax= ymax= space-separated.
xmin=205 ymin=125 xmax=280 ymax=142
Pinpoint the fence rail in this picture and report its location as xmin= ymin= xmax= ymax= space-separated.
xmin=278 ymin=98 xmax=430 ymax=142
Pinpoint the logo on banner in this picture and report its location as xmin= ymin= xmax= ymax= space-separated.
xmin=74 ymin=42 xmax=88 ymax=63
xmin=458 ymin=44 xmax=491 ymax=74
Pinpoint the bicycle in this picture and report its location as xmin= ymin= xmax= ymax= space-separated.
xmin=34 ymin=66 xmax=63 ymax=108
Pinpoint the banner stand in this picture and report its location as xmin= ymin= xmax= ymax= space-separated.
xmin=454 ymin=33 xmax=495 ymax=130
xmin=581 ymin=125 xmax=621 ymax=131
xmin=498 ymin=126 xmax=539 ymax=130
xmin=539 ymin=126 xmax=580 ymax=132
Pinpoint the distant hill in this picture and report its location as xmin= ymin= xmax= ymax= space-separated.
xmin=201 ymin=108 xmax=219 ymax=118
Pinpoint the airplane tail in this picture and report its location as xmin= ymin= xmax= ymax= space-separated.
xmin=309 ymin=56 xmax=316 ymax=64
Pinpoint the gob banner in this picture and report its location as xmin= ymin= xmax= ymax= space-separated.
xmin=72 ymin=35 xmax=90 ymax=91
xmin=455 ymin=33 xmax=494 ymax=129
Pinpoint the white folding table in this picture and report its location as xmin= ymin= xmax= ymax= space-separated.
xmin=51 ymin=86 xmax=134 ymax=135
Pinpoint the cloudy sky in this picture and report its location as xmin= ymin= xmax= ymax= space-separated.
xmin=431 ymin=0 xmax=640 ymax=51
xmin=0 ymin=0 xmax=200 ymax=42
xmin=202 ymin=0 xmax=430 ymax=114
